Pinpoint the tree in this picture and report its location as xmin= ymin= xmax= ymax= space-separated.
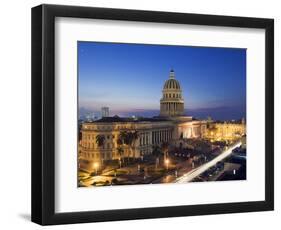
xmin=118 ymin=131 xmax=129 ymax=162
xmin=116 ymin=146 xmax=124 ymax=167
xmin=126 ymin=132 xmax=134 ymax=158
xmin=96 ymin=135 xmax=105 ymax=148
xmin=180 ymin=132 xmax=184 ymax=139
xmin=119 ymin=131 xmax=128 ymax=145
xmin=117 ymin=130 xmax=139 ymax=164
xmin=117 ymin=137 xmax=123 ymax=146
xmin=179 ymin=142 xmax=183 ymax=150
xmin=161 ymin=141 xmax=169 ymax=162
xmin=95 ymin=135 xmax=106 ymax=165
xmin=131 ymin=130 xmax=139 ymax=158
xmin=152 ymin=145 xmax=162 ymax=169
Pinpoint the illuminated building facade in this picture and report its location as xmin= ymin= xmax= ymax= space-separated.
xmin=204 ymin=120 xmax=246 ymax=141
xmin=79 ymin=70 xmax=215 ymax=163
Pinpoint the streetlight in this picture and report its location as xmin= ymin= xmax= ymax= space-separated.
xmin=93 ymin=162 xmax=99 ymax=175
xmin=165 ymin=159 xmax=170 ymax=170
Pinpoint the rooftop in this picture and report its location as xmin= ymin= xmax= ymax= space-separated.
xmin=214 ymin=119 xmax=245 ymax=124
xmin=91 ymin=116 xmax=171 ymax=123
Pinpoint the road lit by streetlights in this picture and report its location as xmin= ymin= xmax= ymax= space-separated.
xmin=175 ymin=141 xmax=242 ymax=183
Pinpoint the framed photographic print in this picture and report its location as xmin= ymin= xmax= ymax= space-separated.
xmin=31 ymin=4 xmax=274 ymax=225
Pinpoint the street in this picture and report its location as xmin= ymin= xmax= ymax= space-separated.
xmin=175 ymin=141 xmax=242 ymax=183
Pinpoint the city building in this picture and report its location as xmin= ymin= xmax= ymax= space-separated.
xmin=204 ymin=120 xmax=246 ymax=141
xmin=101 ymin=107 xmax=109 ymax=117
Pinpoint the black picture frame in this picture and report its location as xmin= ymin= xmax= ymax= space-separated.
xmin=31 ymin=4 xmax=274 ymax=225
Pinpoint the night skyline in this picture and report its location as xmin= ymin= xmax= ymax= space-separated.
xmin=78 ymin=41 xmax=246 ymax=120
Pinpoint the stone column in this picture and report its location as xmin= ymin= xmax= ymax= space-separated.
xmin=145 ymin=133 xmax=147 ymax=145
xmin=156 ymin=131 xmax=159 ymax=144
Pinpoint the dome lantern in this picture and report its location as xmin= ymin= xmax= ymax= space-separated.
xmin=169 ymin=69 xmax=175 ymax=79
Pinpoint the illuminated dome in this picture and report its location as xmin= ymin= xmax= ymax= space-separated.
xmin=160 ymin=70 xmax=184 ymax=117
xmin=163 ymin=70 xmax=181 ymax=90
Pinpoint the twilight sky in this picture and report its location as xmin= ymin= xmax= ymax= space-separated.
xmin=78 ymin=41 xmax=246 ymax=120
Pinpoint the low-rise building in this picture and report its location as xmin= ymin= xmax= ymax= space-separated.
xmin=204 ymin=120 xmax=246 ymax=141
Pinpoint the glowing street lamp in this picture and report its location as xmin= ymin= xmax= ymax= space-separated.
xmin=165 ymin=159 xmax=170 ymax=170
xmin=93 ymin=162 xmax=99 ymax=175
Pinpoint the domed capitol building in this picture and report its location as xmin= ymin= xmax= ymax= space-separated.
xmin=79 ymin=70 xmax=245 ymax=163
xmin=160 ymin=69 xmax=184 ymax=116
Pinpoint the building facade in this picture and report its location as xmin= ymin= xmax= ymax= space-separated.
xmin=79 ymin=117 xmax=174 ymax=162
xmin=204 ymin=120 xmax=246 ymax=141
